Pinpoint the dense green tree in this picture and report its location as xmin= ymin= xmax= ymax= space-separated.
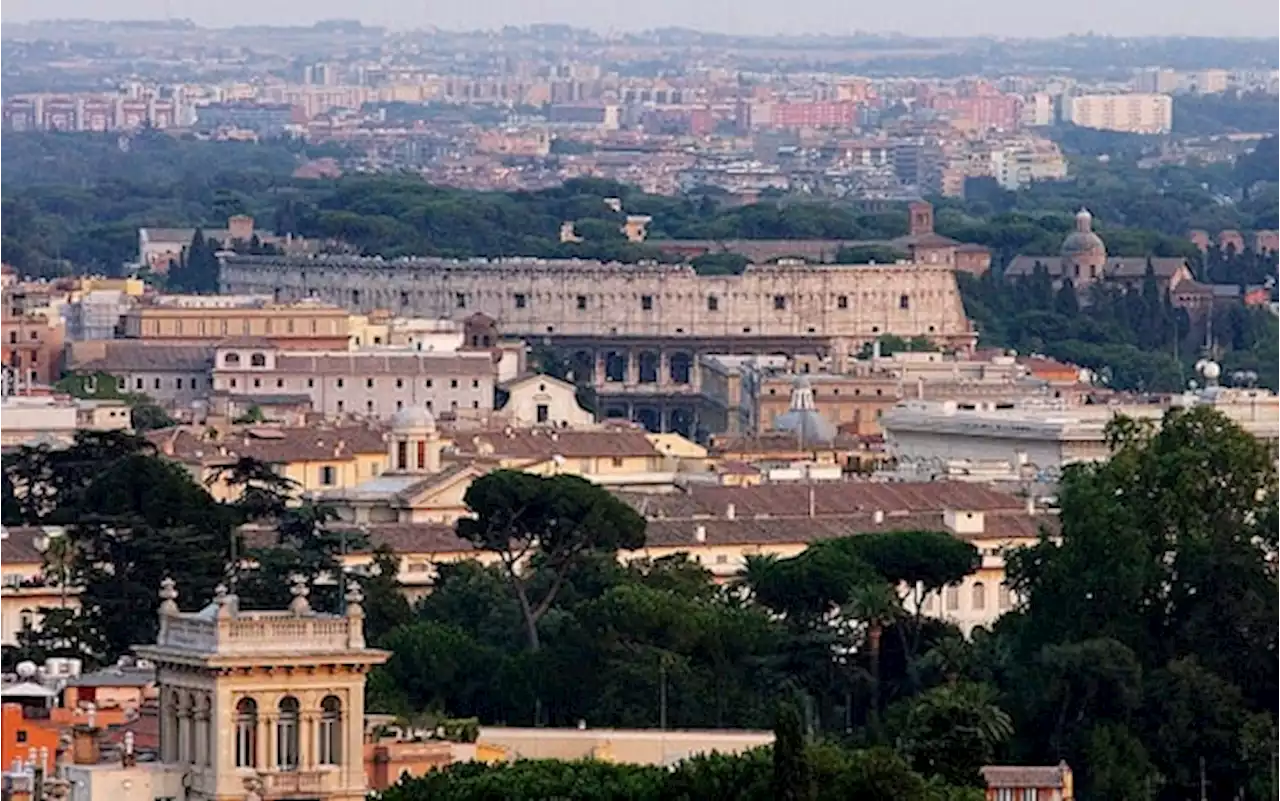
xmin=895 ymin=682 xmax=1014 ymax=788
xmin=772 ymin=699 xmax=815 ymax=801
xmin=457 ymin=470 xmax=646 ymax=651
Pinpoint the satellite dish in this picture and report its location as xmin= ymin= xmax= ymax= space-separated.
xmin=15 ymin=661 xmax=37 ymax=679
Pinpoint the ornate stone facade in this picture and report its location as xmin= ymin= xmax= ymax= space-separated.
xmin=219 ymin=256 xmax=975 ymax=347
xmin=133 ymin=577 xmax=388 ymax=801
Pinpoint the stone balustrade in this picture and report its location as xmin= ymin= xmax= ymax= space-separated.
xmin=156 ymin=612 xmax=358 ymax=656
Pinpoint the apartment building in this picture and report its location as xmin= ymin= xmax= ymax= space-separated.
xmin=1064 ymin=93 xmax=1173 ymax=134
xmin=209 ymin=339 xmax=498 ymax=421
xmin=2 ymin=311 xmax=65 ymax=387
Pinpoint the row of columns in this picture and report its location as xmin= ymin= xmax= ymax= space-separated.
xmin=249 ymin=711 xmax=332 ymax=771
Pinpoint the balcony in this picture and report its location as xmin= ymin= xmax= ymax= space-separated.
xmin=153 ymin=612 xmax=357 ymax=656
xmin=263 ymin=770 xmax=330 ymax=797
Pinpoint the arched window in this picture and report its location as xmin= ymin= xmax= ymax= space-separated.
xmin=999 ymin=584 xmax=1015 ymax=610
xmin=319 ymin=696 xmax=342 ymax=765
xmin=186 ymin=693 xmax=199 ymax=764
xmin=971 ymin=582 xmax=986 ymax=611
xmin=235 ymin=698 xmax=257 ymax=768
xmin=249 ymin=352 xmax=267 ymax=367
xmin=944 ymin=585 xmax=959 ymax=611
xmin=223 ymin=352 xmax=241 ymax=367
xmin=276 ymin=696 xmax=300 ymax=771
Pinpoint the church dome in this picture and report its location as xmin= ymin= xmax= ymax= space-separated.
xmin=390 ymin=405 xmax=436 ymax=433
xmin=772 ymin=375 xmax=837 ymax=446
xmin=1060 ymin=208 xmax=1106 ymax=259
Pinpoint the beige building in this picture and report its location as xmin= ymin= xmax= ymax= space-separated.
xmin=123 ymin=296 xmax=351 ymax=350
xmin=149 ymin=423 xmax=390 ymax=503
xmin=64 ymin=578 xmax=388 ymax=801
xmin=0 ymin=394 xmax=131 ymax=449
xmin=496 ymin=374 xmax=595 ymax=428
xmin=1064 ymin=93 xmax=1173 ymax=134
xmin=319 ymin=479 xmax=1046 ymax=636
xmin=0 ymin=527 xmax=80 ymax=648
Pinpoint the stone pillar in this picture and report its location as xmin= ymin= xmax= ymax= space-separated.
xmin=257 ymin=713 xmax=271 ymax=770
xmin=658 ymin=350 xmax=671 ymax=387
xmin=301 ymin=713 xmax=315 ymax=770
xmin=345 ymin=684 xmax=365 ymax=791
xmin=626 ymin=350 xmax=639 ymax=385
xmin=690 ymin=353 xmax=703 ymax=392
xmin=594 ymin=351 xmax=606 ymax=389
xmin=177 ymin=709 xmax=190 ymax=763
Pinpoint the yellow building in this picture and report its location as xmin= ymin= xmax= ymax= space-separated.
xmin=149 ymin=423 xmax=389 ymax=503
xmin=317 ymin=479 xmax=1048 ymax=635
xmin=122 ymin=298 xmax=351 ymax=350
xmin=0 ymin=527 xmax=80 ymax=648
xmin=1065 ymin=93 xmax=1173 ymax=134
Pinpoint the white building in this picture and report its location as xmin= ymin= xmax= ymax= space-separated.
xmin=882 ymin=386 xmax=1279 ymax=483
xmin=1064 ymin=93 xmax=1173 ymax=135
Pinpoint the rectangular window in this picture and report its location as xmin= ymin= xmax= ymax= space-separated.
xmin=395 ymin=378 xmax=404 ymax=389
xmin=366 ymin=378 xmax=374 ymax=389
xmin=576 ymin=295 xmax=587 ymax=310
xmin=514 ymin=293 xmax=527 ymax=309
xmin=153 ymin=378 xmax=161 ymax=390
xmin=320 ymin=466 xmax=336 ymax=486
xmin=611 ymin=457 xmax=625 ymax=467
xmin=707 ymin=295 xmax=719 ymax=311
xmin=899 ymin=294 xmax=910 ymax=310
xmin=455 ymin=293 xmax=467 ymax=309
xmin=641 ymin=295 xmax=653 ymax=311
xmin=175 ymin=378 xmax=183 ymax=389
xmin=336 ymin=378 xmax=345 ymax=389
xmin=450 ymin=379 xmax=458 ymax=389
xmin=837 ymin=295 xmax=849 ymax=309
xmin=471 ymin=379 xmax=479 ymax=389
xmin=336 ymin=400 xmax=344 ymax=412
xmin=135 ymin=378 xmax=144 ymax=390
xmin=536 ymin=404 xmax=549 ymax=423
xmin=307 ymin=378 xmax=315 ymax=388
xmin=425 ymin=379 xmax=434 ymax=388
xmin=253 ymin=378 xmax=261 ymax=389
xmin=774 ymin=295 xmax=787 ymax=310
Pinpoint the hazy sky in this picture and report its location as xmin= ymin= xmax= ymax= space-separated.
xmin=2 ymin=0 xmax=1277 ymax=38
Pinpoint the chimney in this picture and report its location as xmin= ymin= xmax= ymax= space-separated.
xmin=872 ymin=339 xmax=882 ymax=362
xmin=1025 ymin=495 xmax=1036 ymax=516
xmin=227 ymin=214 xmax=254 ymax=241
xmin=71 ymin=726 xmax=99 ymax=765
xmin=808 ymin=484 xmax=816 ymax=517
xmin=694 ymin=525 xmax=707 ymax=543
xmin=121 ymin=731 xmax=136 ymax=768
xmin=873 ymin=509 xmax=885 ymax=525
xmin=725 ymin=503 xmax=736 ymax=520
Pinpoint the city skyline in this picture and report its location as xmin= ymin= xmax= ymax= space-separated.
xmin=3 ymin=0 xmax=1278 ymax=39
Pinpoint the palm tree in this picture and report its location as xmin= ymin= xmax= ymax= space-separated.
xmin=41 ymin=534 xmax=77 ymax=609
xmin=845 ymin=582 xmax=903 ymax=737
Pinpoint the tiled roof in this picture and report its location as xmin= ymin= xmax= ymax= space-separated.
xmin=456 ymin=429 xmax=660 ymax=460
xmin=982 ymin=764 xmax=1071 ymax=789
xmin=642 ymin=511 xmax=1047 ymax=549
xmin=243 ymin=522 xmax=472 ymax=554
xmin=71 ymin=343 xmax=215 ymax=373
xmin=619 ymin=481 xmax=1024 ymax=520
xmin=150 ymin=423 xmax=387 ymax=465
xmin=0 ymin=527 xmax=48 ymax=564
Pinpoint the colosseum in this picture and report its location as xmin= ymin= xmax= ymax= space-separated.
xmin=219 ymin=254 xmax=976 ymax=433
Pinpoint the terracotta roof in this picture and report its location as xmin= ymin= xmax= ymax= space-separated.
xmin=213 ymin=336 xmax=275 ymax=348
xmin=242 ymin=522 xmax=472 ymax=554
xmin=1005 ymin=255 xmax=1189 ymax=280
xmin=456 ymin=429 xmax=660 ymax=460
xmin=618 ymin=481 xmax=1025 ymax=520
xmin=0 ymin=527 xmax=48 ymax=564
xmin=642 ymin=511 xmax=1048 ymax=548
xmin=149 ymin=423 xmax=387 ymax=465
xmin=982 ymin=763 xmax=1071 ymax=789
xmin=71 ymin=343 xmax=215 ymax=373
